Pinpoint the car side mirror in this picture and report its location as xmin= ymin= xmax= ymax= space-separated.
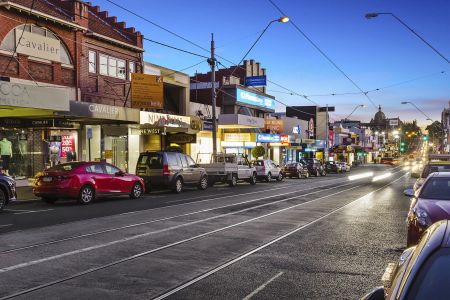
xmin=403 ymin=188 xmax=415 ymax=197
xmin=115 ymin=171 xmax=125 ymax=176
xmin=361 ymin=287 xmax=384 ymax=300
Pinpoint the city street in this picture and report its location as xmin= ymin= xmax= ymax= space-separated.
xmin=0 ymin=165 xmax=412 ymax=299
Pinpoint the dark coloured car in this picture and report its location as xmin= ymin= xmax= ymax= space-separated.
xmin=0 ymin=173 xmax=16 ymax=212
xmin=301 ymin=158 xmax=326 ymax=176
xmin=324 ymin=161 xmax=341 ymax=173
xmin=381 ymin=157 xmax=399 ymax=166
xmin=404 ymin=173 xmax=450 ymax=247
xmin=33 ymin=162 xmax=145 ymax=205
xmin=362 ymin=220 xmax=450 ymax=300
xmin=136 ymin=151 xmax=208 ymax=193
xmin=282 ymin=162 xmax=310 ymax=178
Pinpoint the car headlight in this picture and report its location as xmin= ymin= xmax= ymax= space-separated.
xmin=414 ymin=208 xmax=432 ymax=227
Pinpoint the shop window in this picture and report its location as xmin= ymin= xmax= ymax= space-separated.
xmin=88 ymin=50 xmax=96 ymax=73
xmin=128 ymin=61 xmax=135 ymax=80
xmin=0 ymin=24 xmax=72 ymax=65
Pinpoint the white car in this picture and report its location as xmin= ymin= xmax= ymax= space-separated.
xmin=337 ymin=162 xmax=351 ymax=172
xmin=252 ymin=159 xmax=283 ymax=182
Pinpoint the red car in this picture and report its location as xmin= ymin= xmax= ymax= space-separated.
xmin=33 ymin=162 xmax=145 ymax=204
xmin=405 ymin=172 xmax=450 ymax=246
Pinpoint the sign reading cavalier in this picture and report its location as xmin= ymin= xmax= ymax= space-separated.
xmin=16 ymin=31 xmax=61 ymax=62
xmin=131 ymin=73 xmax=164 ymax=109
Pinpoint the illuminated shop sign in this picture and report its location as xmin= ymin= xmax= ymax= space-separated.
xmin=257 ymin=133 xmax=280 ymax=143
xmin=236 ymin=88 xmax=275 ymax=110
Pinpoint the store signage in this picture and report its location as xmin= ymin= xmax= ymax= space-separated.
xmin=60 ymin=135 xmax=75 ymax=158
xmin=190 ymin=81 xmax=219 ymax=90
xmin=329 ymin=129 xmax=335 ymax=147
xmin=304 ymin=148 xmax=317 ymax=152
xmin=0 ymin=80 xmax=69 ymax=111
xmin=131 ymin=73 xmax=164 ymax=109
xmin=257 ymin=133 xmax=280 ymax=143
xmin=293 ymin=125 xmax=302 ymax=134
xmin=167 ymin=133 xmax=196 ymax=144
xmin=308 ymin=118 xmax=314 ymax=137
xmin=202 ymin=121 xmax=213 ymax=131
xmin=281 ymin=134 xmax=289 ymax=145
xmin=224 ymin=133 xmax=251 ymax=142
xmin=389 ymin=119 xmax=399 ymax=126
xmin=245 ymin=75 xmax=266 ymax=87
xmin=0 ymin=118 xmax=77 ymax=128
xmin=236 ymin=88 xmax=275 ymax=110
xmin=218 ymin=114 xmax=265 ymax=128
xmin=69 ymin=101 xmax=139 ymax=122
xmin=314 ymin=140 xmax=325 ymax=148
xmin=140 ymin=111 xmax=191 ymax=128
xmin=302 ymin=138 xmax=315 ymax=144
xmin=264 ymin=119 xmax=283 ymax=133
xmin=49 ymin=136 xmax=62 ymax=142
xmin=16 ymin=30 xmax=61 ymax=62
xmin=190 ymin=116 xmax=203 ymax=131
xmin=139 ymin=128 xmax=161 ymax=135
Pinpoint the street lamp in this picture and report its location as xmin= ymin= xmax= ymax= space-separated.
xmin=209 ymin=16 xmax=289 ymax=158
xmin=365 ymin=12 xmax=449 ymax=64
xmin=344 ymin=104 xmax=365 ymax=121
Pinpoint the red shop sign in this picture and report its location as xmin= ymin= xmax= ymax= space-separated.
xmin=60 ymin=135 xmax=75 ymax=158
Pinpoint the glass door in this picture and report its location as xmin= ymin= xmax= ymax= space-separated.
xmin=112 ymin=137 xmax=128 ymax=171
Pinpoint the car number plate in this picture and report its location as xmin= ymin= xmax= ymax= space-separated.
xmin=43 ymin=177 xmax=52 ymax=182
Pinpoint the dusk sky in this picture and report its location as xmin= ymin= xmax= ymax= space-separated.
xmin=96 ymin=0 xmax=450 ymax=126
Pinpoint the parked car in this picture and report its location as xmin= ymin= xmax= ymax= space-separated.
xmin=404 ymin=172 xmax=450 ymax=246
xmin=337 ymin=161 xmax=351 ymax=172
xmin=324 ymin=161 xmax=341 ymax=174
xmin=253 ymin=159 xmax=283 ymax=182
xmin=136 ymin=151 xmax=208 ymax=193
xmin=33 ymin=162 xmax=145 ymax=204
xmin=301 ymin=158 xmax=326 ymax=176
xmin=362 ymin=220 xmax=450 ymax=300
xmin=412 ymin=161 xmax=450 ymax=191
xmin=282 ymin=162 xmax=310 ymax=178
xmin=381 ymin=157 xmax=399 ymax=166
xmin=0 ymin=173 xmax=16 ymax=212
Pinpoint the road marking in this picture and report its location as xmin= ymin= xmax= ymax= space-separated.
xmin=0 ymin=183 xmax=360 ymax=274
xmin=1 ymin=179 xmax=352 ymax=254
xmin=153 ymin=173 xmax=408 ymax=300
xmin=0 ymin=224 xmax=12 ymax=228
xmin=242 ymin=271 xmax=284 ymax=300
xmin=12 ymin=209 xmax=54 ymax=215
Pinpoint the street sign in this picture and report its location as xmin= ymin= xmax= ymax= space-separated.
xmin=87 ymin=127 xmax=92 ymax=139
xmin=131 ymin=73 xmax=164 ymax=109
xmin=245 ymin=75 xmax=266 ymax=87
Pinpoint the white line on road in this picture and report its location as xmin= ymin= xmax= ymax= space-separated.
xmin=242 ymin=271 xmax=284 ymax=300
xmin=12 ymin=209 xmax=54 ymax=215
xmin=0 ymin=183 xmax=360 ymax=274
xmin=153 ymin=173 xmax=408 ymax=300
xmin=0 ymin=224 xmax=12 ymax=228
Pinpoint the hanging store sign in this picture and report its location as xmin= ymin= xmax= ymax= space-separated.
xmin=302 ymin=138 xmax=315 ymax=144
xmin=202 ymin=121 xmax=213 ymax=131
xmin=280 ymin=134 xmax=289 ymax=145
xmin=190 ymin=116 xmax=203 ymax=131
xmin=167 ymin=133 xmax=196 ymax=144
xmin=0 ymin=80 xmax=69 ymax=111
xmin=140 ymin=111 xmax=190 ymax=128
xmin=16 ymin=31 xmax=61 ymax=62
xmin=236 ymin=88 xmax=275 ymax=110
xmin=257 ymin=133 xmax=280 ymax=143
xmin=245 ymin=75 xmax=267 ymax=87
xmin=264 ymin=119 xmax=283 ymax=133
xmin=131 ymin=73 xmax=164 ymax=109
xmin=308 ymin=118 xmax=314 ymax=137
xmin=224 ymin=133 xmax=251 ymax=142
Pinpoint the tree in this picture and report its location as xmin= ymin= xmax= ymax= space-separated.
xmin=252 ymin=146 xmax=265 ymax=159
xmin=426 ymin=121 xmax=444 ymax=144
xmin=401 ymin=120 xmax=422 ymax=137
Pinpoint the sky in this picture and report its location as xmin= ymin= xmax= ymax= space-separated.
xmin=94 ymin=0 xmax=450 ymax=126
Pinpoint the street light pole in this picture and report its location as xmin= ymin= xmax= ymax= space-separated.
xmin=366 ymin=12 xmax=450 ymax=64
xmin=208 ymin=33 xmax=218 ymax=159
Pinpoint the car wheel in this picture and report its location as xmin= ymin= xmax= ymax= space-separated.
xmin=0 ymin=189 xmax=6 ymax=212
xmin=172 ymin=177 xmax=183 ymax=193
xmin=198 ymin=176 xmax=208 ymax=190
xmin=304 ymin=171 xmax=310 ymax=179
xmin=130 ymin=182 xmax=143 ymax=199
xmin=249 ymin=173 xmax=257 ymax=185
xmin=266 ymin=172 xmax=272 ymax=182
xmin=229 ymin=174 xmax=238 ymax=187
xmin=276 ymin=172 xmax=283 ymax=181
xmin=321 ymin=171 xmax=327 ymax=176
xmin=78 ymin=185 xmax=95 ymax=205
xmin=315 ymin=169 xmax=320 ymax=177
xmin=42 ymin=197 xmax=57 ymax=204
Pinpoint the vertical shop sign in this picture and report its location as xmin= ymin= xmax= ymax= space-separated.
xmin=308 ymin=118 xmax=314 ymax=138
xmin=61 ymin=135 xmax=75 ymax=158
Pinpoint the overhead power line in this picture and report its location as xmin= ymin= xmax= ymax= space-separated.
xmin=143 ymin=38 xmax=209 ymax=59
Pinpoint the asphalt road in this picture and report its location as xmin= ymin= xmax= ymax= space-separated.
xmin=0 ymin=164 xmax=413 ymax=299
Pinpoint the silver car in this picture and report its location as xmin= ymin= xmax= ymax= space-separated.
xmin=252 ymin=159 xmax=283 ymax=182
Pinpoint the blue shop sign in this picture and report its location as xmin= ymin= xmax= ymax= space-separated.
xmin=245 ymin=75 xmax=267 ymax=87
xmin=236 ymin=88 xmax=276 ymax=110
xmin=257 ymin=133 xmax=280 ymax=143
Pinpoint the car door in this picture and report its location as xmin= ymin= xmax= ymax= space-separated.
xmin=85 ymin=163 xmax=109 ymax=195
xmin=271 ymin=161 xmax=280 ymax=177
xmin=179 ymin=154 xmax=194 ymax=183
xmin=186 ymin=155 xmax=202 ymax=183
xmin=104 ymin=163 xmax=130 ymax=193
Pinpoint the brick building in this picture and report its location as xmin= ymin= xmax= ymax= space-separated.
xmin=0 ymin=0 xmax=144 ymax=176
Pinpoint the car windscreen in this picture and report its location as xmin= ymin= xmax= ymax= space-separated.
xmin=420 ymin=177 xmax=450 ymax=200
xmin=422 ymin=165 xmax=450 ymax=178
xmin=406 ymin=248 xmax=450 ymax=300
xmin=252 ymin=161 xmax=264 ymax=167
xmin=138 ymin=153 xmax=163 ymax=169
xmin=47 ymin=162 xmax=84 ymax=172
xmin=286 ymin=163 xmax=298 ymax=167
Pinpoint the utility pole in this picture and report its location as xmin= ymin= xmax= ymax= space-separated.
xmin=325 ymin=104 xmax=329 ymax=162
xmin=208 ymin=33 xmax=218 ymax=160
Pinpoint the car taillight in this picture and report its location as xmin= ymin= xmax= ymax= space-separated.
xmin=57 ymin=175 xmax=72 ymax=181
xmin=163 ymin=164 xmax=170 ymax=176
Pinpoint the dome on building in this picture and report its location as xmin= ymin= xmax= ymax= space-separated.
xmin=373 ymin=105 xmax=386 ymax=124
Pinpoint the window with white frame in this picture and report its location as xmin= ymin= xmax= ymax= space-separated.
xmin=98 ymin=54 xmax=127 ymax=79
xmin=88 ymin=50 xmax=96 ymax=73
xmin=128 ymin=61 xmax=135 ymax=80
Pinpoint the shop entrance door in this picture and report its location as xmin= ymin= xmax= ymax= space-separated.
xmin=112 ymin=137 xmax=127 ymax=171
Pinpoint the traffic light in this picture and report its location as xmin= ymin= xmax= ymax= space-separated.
xmin=401 ymin=141 xmax=406 ymax=146
xmin=423 ymin=135 xmax=429 ymax=141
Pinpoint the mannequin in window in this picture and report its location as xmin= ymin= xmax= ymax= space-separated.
xmin=49 ymin=142 xmax=61 ymax=167
xmin=0 ymin=136 xmax=13 ymax=175
xmin=66 ymin=150 xmax=76 ymax=162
